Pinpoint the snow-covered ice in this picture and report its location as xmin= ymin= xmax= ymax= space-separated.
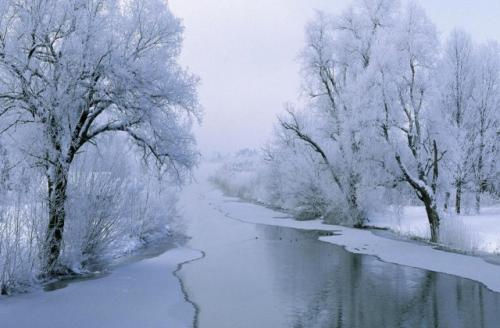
xmin=0 ymin=247 xmax=200 ymax=328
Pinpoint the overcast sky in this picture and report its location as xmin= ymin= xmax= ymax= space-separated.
xmin=169 ymin=0 xmax=500 ymax=155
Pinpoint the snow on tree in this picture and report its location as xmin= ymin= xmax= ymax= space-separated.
xmin=252 ymin=0 xmax=500 ymax=243
xmin=437 ymin=31 xmax=500 ymax=215
xmin=276 ymin=0 xmax=399 ymax=226
xmin=438 ymin=30 xmax=476 ymax=214
xmin=470 ymin=42 xmax=500 ymax=213
xmin=0 ymin=0 xmax=199 ymax=275
xmin=368 ymin=2 xmax=446 ymax=242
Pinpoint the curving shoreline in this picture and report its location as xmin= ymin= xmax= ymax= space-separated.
xmin=208 ymin=191 xmax=500 ymax=294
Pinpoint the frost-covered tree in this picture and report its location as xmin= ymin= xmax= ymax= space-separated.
xmin=438 ymin=36 xmax=500 ymax=214
xmin=470 ymin=42 xmax=500 ymax=213
xmin=370 ymin=3 xmax=445 ymax=242
xmin=278 ymin=0 xmax=398 ymax=226
xmin=0 ymin=0 xmax=199 ymax=275
xmin=438 ymin=30 xmax=476 ymax=214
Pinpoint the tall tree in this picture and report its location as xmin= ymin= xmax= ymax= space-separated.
xmin=279 ymin=0 xmax=398 ymax=226
xmin=471 ymin=42 xmax=500 ymax=212
xmin=439 ymin=30 xmax=476 ymax=214
xmin=0 ymin=0 xmax=199 ymax=274
xmin=370 ymin=2 xmax=445 ymax=242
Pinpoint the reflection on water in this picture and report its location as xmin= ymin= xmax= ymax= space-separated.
xmin=260 ymin=226 xmax=500 ymax=328
xmin=184 ymin=218 xmax=500 ymax=328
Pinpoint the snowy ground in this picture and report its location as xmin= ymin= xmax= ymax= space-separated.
xmin=370 ymin=206 xmax=500 ymax=254
xmin=0 ymin=247 xmax=201 ymax=328
xmin=208 ymin=190 xmax=500 ymax=293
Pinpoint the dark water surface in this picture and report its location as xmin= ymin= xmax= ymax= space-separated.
xmin=181 ymin=205 xmax=500 ymax=328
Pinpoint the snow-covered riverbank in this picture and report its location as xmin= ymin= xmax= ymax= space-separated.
xmin=0 ymin=247 xmax=201 ymax=328
xmin=370 ymin=206 xmax=500 ymax=254
xmin=208 ymin=190 xmax=500 ymax=293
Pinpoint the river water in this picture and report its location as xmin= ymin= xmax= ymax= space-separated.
xmin=180 ymin=195 xmax=500 ymax=328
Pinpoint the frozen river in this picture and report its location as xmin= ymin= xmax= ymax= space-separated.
xmin=183 ymin=220 xmax=500 ymax=327
xmin=179 ymin=175 xmax=500 ymax=328
xmin=2 ymin=172 xmax=500 ymax=327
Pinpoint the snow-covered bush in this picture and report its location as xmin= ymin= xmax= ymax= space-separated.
xmin=210 ymin=149 xmax=268 ymax=202
xmin=210 ymin=147 xmax=383 ymax=225
xmin=0 ymin=173 xmax=46 ymax=295
xmin=439 ymin=216 xmax=480 ymax=253
xmin=61 ymin=140 xmax=180 ymax=271
xmin=63 ymin=170 xmax=128 ymax=268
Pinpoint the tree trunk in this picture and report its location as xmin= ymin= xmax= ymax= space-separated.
xmin=475 ymin=189 xmax=481 ymax=214
xmin=348 ymin=184 xmax=365 ymax=228
xmin=455 ymin=181 xmax=462 ymax=215
xmin=444 ymin=192 xmax=451 ymax=212
xmin=475 ymin=122 xmax=485 ymax=214
xmin=44 ymin=163 xmax=68 ymax=275
xmin=395 ymin=153 xmax=441 ymax=243
xmin=348 ymin=196 xmax=362 ymax=227
xmin=423 ymin=198 xmax=440 ymax=243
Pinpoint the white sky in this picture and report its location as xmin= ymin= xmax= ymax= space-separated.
xmin=169 ymin=0 xmax=500 ymax=155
